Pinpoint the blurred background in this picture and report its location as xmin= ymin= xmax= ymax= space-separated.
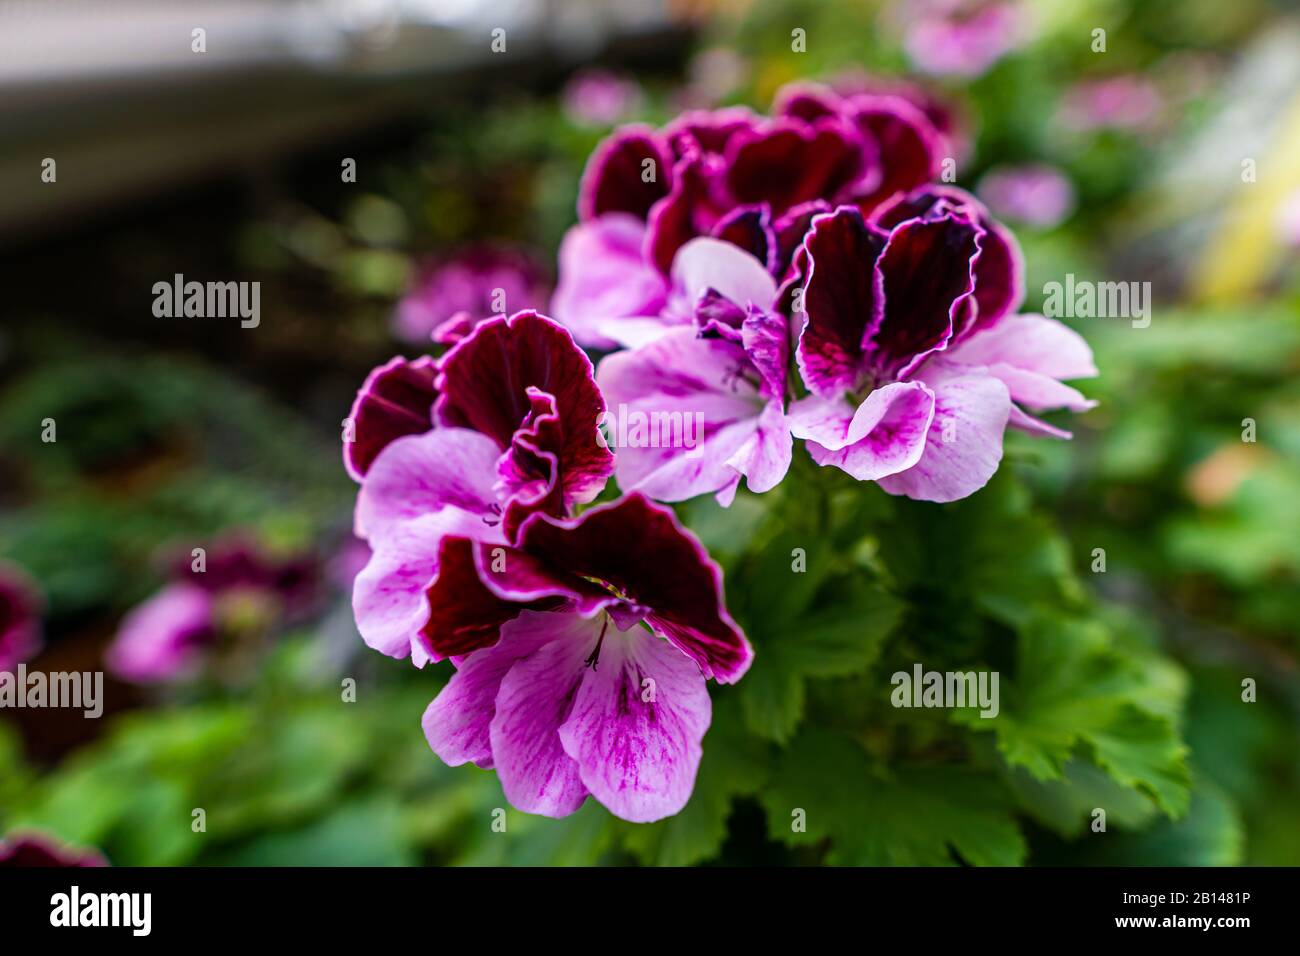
xmin=1 ymin=0 xmax=1298 ymax=865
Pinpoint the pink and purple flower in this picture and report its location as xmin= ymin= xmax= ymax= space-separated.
xmin=348 ymin=311 xmax=751 ymax=821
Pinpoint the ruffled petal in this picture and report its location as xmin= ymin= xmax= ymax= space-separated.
xmin=795 ymin=206 xmax=888 ymax=396
xmin=343 ymin=355 xmax=438 ymax=482
xmin=867 ymin=209 xmax=983 ymax=378
xmin=577 ymin=124 xmax=673 ymax=221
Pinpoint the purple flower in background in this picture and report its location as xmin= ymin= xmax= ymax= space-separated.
xmin=1058 ymin=76 xmax=1163 ymax=132
xmin=394 ymin=246 xmax=549 ymax=345
xmin=978 ymin=164 xmax=1076 ymax=229
xmin=897 ymin=0 xmax=1027 ymax=78
xmin=562 ymin=69 xmax=643 ymax=126
xmin=105 ymin=537 xmax=319 ymax=683
xmin=0 ymin=832 xmax=107 ymax=867
xmin=0 ymin=561 xmax=41 ymax=673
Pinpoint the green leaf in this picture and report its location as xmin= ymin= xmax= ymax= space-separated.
xmin=959 ymin=617 xmax=1191 ymax=817
xmin=761 ymin=729 xmax=1025 ymax=866
xmin=739 ymin=585 xmax=903 ymax=744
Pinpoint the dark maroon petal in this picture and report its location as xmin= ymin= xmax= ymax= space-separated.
xmin=870 ymin=185 xmax=1024 ymax=335
xmin=436 ymin=311 xmax=613 ymax=513
xmin=662 ymin=106 xmax=762 ymax=158
xmin=0 ymin=834 xmax=106 ymax=868
xmin=725 ymin=117 xmax=868 ymax=217
xmin=711 ymin=203 xmax=777 ymax=272
xmin=577 ymin=124 xmax=673 ymax=222
xmin=772 ymin=81 xmax=844 ymax=123
xmin=0 ymin=562 xmax=41 ymax=672
xmin=516 ymin=494 xmax=752 ymax=683
xmin=417 ymin=538 xmax=531 ymax=661
xmin=796 ymin=206 xmax=888 ymax=397
xmin=847 ymin=95 xmax=942 ymax=213
xmin=418 ymin=534 xmax=611 ymax=662
xmin=645 ymin=148 xmax=728 ymax=275
xmin=867 ymin=210 xmax=983 ymax=379
xmin=343 ymin=355 xmax=438 ymax=481
xmin=693 ymin=288 xmax=749 ymax=342
xmin=773 ymin=199 xmax=833 ymax=280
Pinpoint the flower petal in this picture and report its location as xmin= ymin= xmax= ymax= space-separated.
xmin=945 ymin=313 xmax=1098 ymax=381
xmin=105 ymin=584 xmax=214 ymax=683
xmin=789 ymin=381 xmax=935 ymax=481
xmin=847 ymin=94 xmax=942 ymax=212
xmin=354 ymin=427 xmax=502 ymax=540
xmin=516 ymin=494 xmax=753 ymax=683
xmin=559 ymin=626 xmax=712 ymax=823
xmin=343 ymin=355 xmax=438 ymax=482
xmin=578 ymin=124 xmax=673 ymax=221
xmin=877 ymin=362 xmax=1012 ymax=502
xmin=489 ymin=614 xmax=598 ymax=817
xmin=550 ymin=215 xmax=669 ymax=350
xmin=711 ymin=203 xmax=777 ymax=273
xmin=796 ymin=206 xmax=888 ymax=396
xmin=596 ymin=328 xmax=764 ymax=502
xmin=867 ymin=209 xmax=983 ymax=378
xmin=353 ymin=510 xmax=502 ymax=661
xmin=423 ymin=609 xmax=567 ymax=770
xmin=724 ymin=117 xmax=868 ymax=216
xmin=436 ymin=311 xmax=613 ymax=518
xmin=871 ymin=186 xmax=1025 ymax=334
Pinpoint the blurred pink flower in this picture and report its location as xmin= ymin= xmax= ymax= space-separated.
xmin=1059 ymin=76 xmax=1163 ymax=132
xmin=562 ymin=69 xmax=643 ymax=126
xmin=978 ymin=164 xmax=1076 ymax=228
xmin=900 ymin=0 xmax=1027 ymax=78
xmin=0 ymin=561 xmax=41 ymax=673
xmin=1278 ymin=189 xmax=1300 ymax=248
xmin=394 ymin=246 xmax=549 ymax=346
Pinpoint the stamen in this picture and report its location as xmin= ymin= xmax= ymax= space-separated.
xmin=584 ymin=615 xmax=611 ymax=670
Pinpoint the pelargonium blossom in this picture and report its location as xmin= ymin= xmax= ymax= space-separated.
xmin=347 ymin=310 xmax=752 ymax=821
xmin=787 ymin=190 xmax=1095 ymax=500
xmin=105 ymin=537 xmax=319 ymax=683
xmin=551 ymin=81 xmax=943 ymax=348
xmin=394 ymin=246 xmax=549 ymax=346
xmin=596 ymin=237 xmax=793 ymax=504
xmin=0 ymin=561 xmax=42 ymax=673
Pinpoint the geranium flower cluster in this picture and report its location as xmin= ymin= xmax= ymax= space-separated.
xmin=348 ymin=81 xmax=1095 ymax=823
